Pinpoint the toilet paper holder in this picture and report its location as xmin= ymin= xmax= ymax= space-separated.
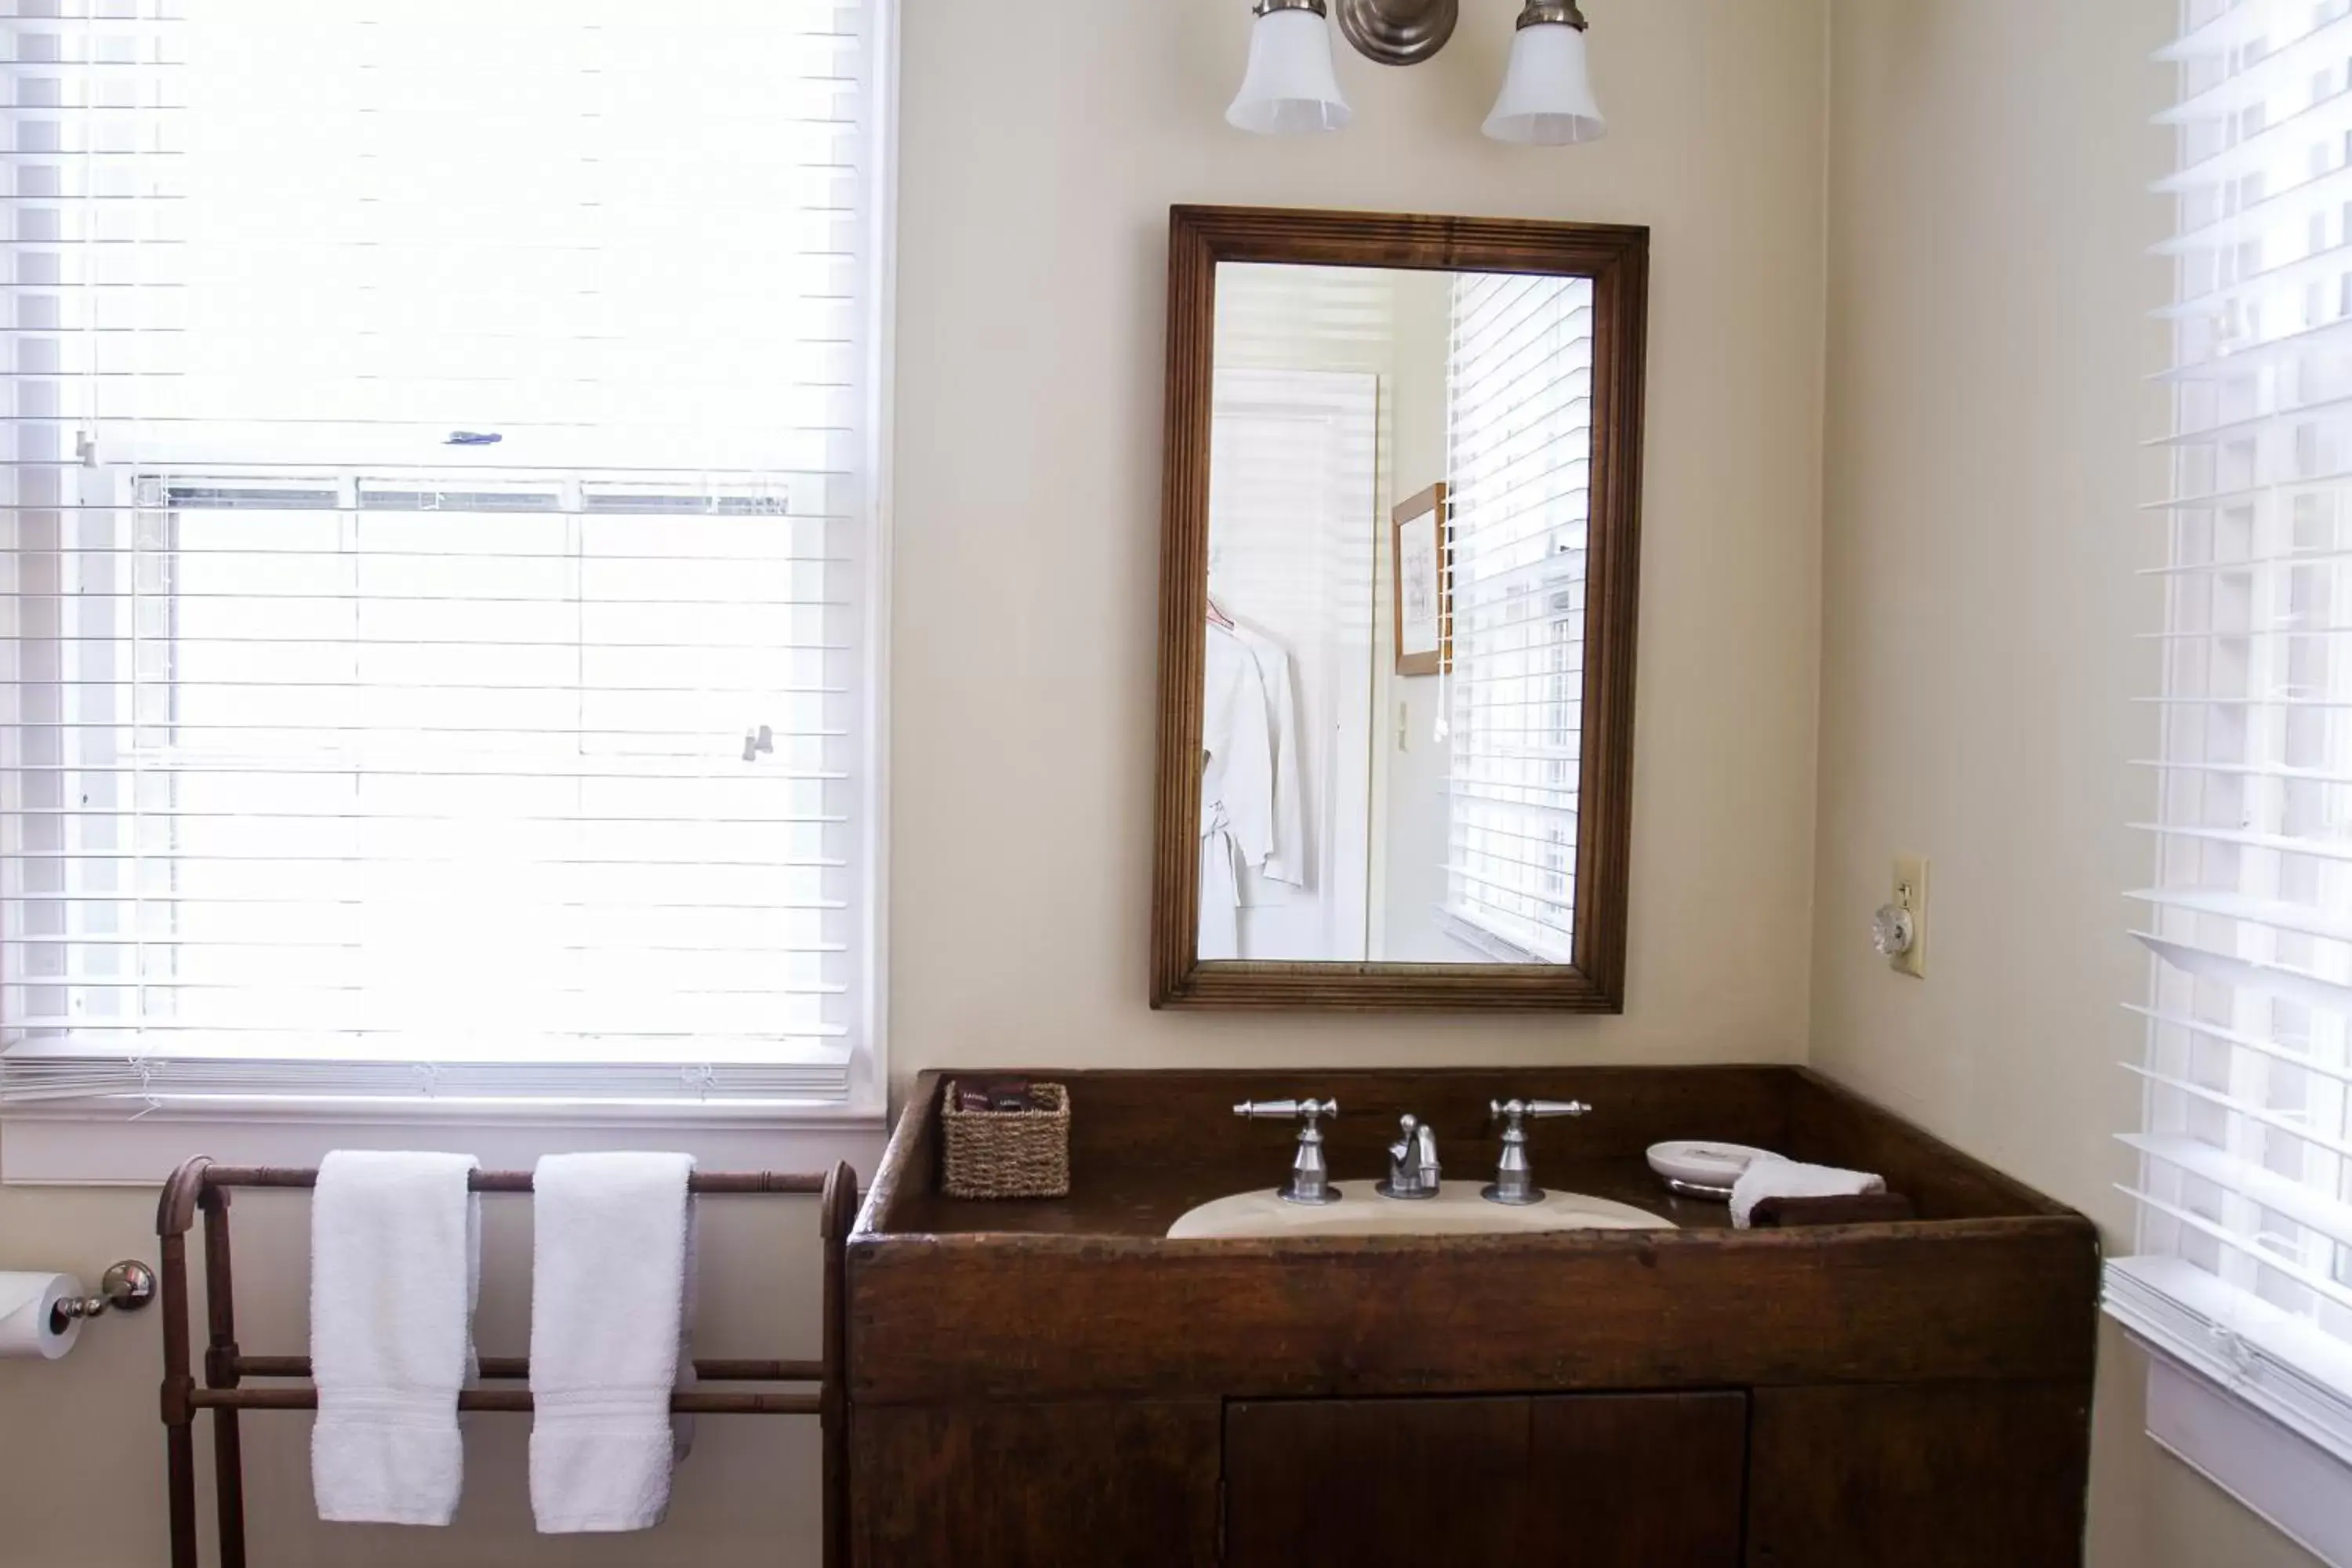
xmin=48 ymin=1260 xmax=156 ymax=1332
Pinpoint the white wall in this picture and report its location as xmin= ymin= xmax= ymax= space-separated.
xmin=1813 ymin=2 xmax=2322 ymax=1564
xmin=0 ymin=4 xmax=1835 ymax=1563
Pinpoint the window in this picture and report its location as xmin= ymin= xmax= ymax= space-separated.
xmin=1440 ymin=272 xmax=1592 ymax=965
xmin=0 ymin=0 xmax=891 ymax=1113
xmin=2110 ymin=0 xmax=2352 ymax=1503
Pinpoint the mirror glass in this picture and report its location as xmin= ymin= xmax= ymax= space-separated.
xmin=1202 ymin=261 xmax=1592 ymax=967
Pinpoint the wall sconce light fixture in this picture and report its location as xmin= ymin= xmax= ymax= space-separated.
xmin=1334 ymin=0 xmax=1459 ymax=67
xmin=1228 ymin=0 xmax=1606 ymax=145
xmin=1483 ymin=2 xmax=1605 ymax=145
xmin=1227 ymin=0 xmax=1353 ymax=136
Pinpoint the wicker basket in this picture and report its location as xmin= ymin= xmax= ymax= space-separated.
xmin=940 ymin=1080 xmax=1071 ymax=1199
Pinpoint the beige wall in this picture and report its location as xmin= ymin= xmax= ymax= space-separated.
xmin=0 ymin=1186 xmax=829 ymax=1568
xmin=0 ymin=4 xmax=1837 ymax=1565
xmin=1813 ymin=2 xmax=2319 ymax=1565
xmin=9 ymin=2 xmax=2325 ymax=1564
xmin=894 ymin=0 xmax=1831 ymax=1073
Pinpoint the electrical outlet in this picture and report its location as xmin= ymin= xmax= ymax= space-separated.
xmin=1889 ymin=854 xmax=1927 ymax=979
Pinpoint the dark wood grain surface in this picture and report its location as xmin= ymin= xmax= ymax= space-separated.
xmin=1151 ymin=205 xmax=1650 ymax=1011
xmin=1529 ymin=1392 xmax=1748 ymax=1563
xmin=1745 ymin=1382 xmax=2093 ymax=1566
xmin=848 ymin=1219 xmax=2098 ymax=1404
xmin=892 ymin=1156 xmax=1729 ymax=1237
xmin=1225 ymin=1392 xmax=1747 ymax=1567
xmin=855 ymin=1067 xmax=2075 ymax=1238
xmin=844 ymin=1067 xmax=2101 ymax=1567
xmin=1787 ymin=1069 xmax=2074 ymax=1219
xmin=1224 ymin=1397 xmax=1541 ymax=1567
xmin=851 ymin=1400 xmax=1219 ymax=1568
xmin=850 ymin=1067 xmax=2100 ymax=1403
xmin=1748 ymin=1191 xmax=1915 ymax=1227
xmin=1051 ymin=1064 xmax=1787 ymax=1174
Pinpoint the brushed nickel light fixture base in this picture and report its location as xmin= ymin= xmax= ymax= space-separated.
xmin=1333 ymin=0 xmax=1458 ymax=66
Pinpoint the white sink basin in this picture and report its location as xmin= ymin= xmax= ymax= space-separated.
xmin=1166 ymin=1182 xmax=1675 ymax=1240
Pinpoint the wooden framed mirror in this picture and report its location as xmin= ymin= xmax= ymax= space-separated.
xmin=1152 ymin=205 xmax=1650 ymax=1011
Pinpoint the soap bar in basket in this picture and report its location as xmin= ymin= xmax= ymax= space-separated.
xmin=955 ymin=1077 xmax=1041 ymax=1113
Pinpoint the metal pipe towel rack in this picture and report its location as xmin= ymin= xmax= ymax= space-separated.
xmin=154 ymin=1154 xmax=859 ymax=1568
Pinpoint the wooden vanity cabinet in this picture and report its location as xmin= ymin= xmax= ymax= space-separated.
xmin=847 ymin=1069 xmax=2103 ymax=1567
xmin=849 ymin=1380 xmax=2092 ymax=1567
xmin=1224 ymin=1392 xmax=1748 ymax=1566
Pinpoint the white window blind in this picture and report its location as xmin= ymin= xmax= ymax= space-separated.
xmin=1441 ymin=272 xmax=1592 ymax=965
xmin=0 ymin=0 xmax=889 ymax=1111
xmin=2112 ymin=0 xmax=2352 ymax=1465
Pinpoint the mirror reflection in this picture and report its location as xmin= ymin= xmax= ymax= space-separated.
xmin=1202 ymin=262 xmax=1593 ymax=966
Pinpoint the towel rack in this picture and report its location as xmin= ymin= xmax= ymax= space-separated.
xmin=154 ymin=1155 xmax=859 ymax=1568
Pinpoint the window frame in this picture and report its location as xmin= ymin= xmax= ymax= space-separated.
xmin=0 ymin=0 xmax=902 ymax=1161
xmin=2106 ymin=0 xmax=2352 ymax=1540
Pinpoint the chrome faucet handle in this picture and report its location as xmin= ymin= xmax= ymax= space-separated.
xmin=1234 ymin=1098 xmax=1341 ymax=1205
xmin=1378 ymin=1113 xmax=1442 ymax=1200
xmin=1482 ymin=1097 xmax=1591 ymax=1206
xmin=1234 ymin=1098 xmax=1338 ymax=1122
xmin=1491 ymin=1098 xmax=1592 ymax=1123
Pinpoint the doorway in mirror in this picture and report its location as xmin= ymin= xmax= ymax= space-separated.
xmin=1203 ymin=364 xmax=1377 ymax=962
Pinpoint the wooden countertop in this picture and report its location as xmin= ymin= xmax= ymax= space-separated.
xmin=890 ymin=1155 xmax=1736 ymax=1237
xmin=855 ymin=1065 xmax=2080 ymax=1243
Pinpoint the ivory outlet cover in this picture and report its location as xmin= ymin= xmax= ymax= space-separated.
xmin=1890 ymin=854 xmax=1927 ymax=979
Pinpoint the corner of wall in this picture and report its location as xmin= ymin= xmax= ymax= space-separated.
xmin=1794 ymin=0 xmax=1841 ymax=1063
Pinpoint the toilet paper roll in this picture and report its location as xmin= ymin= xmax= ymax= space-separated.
xmin=0 ymin=1272 xmax=83 ymax=1360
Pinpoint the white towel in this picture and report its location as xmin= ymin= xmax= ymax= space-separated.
xmin=310 ymin=1149 xmax=481 ymax=1526
xmin=1729 ymin=1159 xmax=1886 ymax=1229
xmin=528 ymin=1152 xmax=698 ymax=1534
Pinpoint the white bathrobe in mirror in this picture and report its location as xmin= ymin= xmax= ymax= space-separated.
xmin=1200 ymin=619 xmax=1305 ymax=960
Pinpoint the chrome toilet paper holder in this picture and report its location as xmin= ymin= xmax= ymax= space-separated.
xmin=49 ymin=1260 xmax=156 ymax=1332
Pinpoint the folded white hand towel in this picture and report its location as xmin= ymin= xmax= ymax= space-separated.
xmin=310 ymin=1149 xmax=481 ymax=1526
xmin=1729 ymin=1159 xmax=1886 ymax=1229
xmin=529 ymin=1152 xmax=698 ymax=1534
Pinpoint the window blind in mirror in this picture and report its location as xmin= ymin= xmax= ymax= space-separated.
xmin=1440 ymin=272 xmax=1592 ymax=966
xmin=0 ymin=0 xmax=889 ymax=1109
xmin=2112 ymin=0 xmax=2352 ymax=1461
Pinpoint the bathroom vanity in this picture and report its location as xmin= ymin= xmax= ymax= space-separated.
xmin=844 ymin=1066 xmax=2100 ymax=1566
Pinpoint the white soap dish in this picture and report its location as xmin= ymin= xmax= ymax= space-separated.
xmin=1646 ymin=1140 xmax=1784 ymax=1199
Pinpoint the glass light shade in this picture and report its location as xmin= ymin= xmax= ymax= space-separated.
xmin=1483 ymin=21 xmax=1606 ymax=145
xmin=1227 ymin=9 xmax=1352 ymax=136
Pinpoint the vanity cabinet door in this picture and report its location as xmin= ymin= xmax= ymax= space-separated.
xmin=1224 ymin=1396 xmax=1531 ymax=1565
xmin=1745 ymin=1382 xmax=2092 ymax=1566
xmin=852 ymin=1399 xmax=1221 ymax=1568
xmin=1223 ymin=1392 xmax=1746 ymax=1567
xmin=1526 ymin=1391 xmax=1748 ymax=1560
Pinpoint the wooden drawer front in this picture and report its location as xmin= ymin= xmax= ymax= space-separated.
xmin=1224 ymin=1391 xmax=1748 ymax=1567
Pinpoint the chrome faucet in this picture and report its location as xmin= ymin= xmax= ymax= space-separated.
xmin=1377 ymin=1114 xmax=1442 ymax=1200
xmin=1481 ymin=1097 xmax=1591 ymax=1205
xmin=1233 ymin=1098 xmax=1341 ymax=1205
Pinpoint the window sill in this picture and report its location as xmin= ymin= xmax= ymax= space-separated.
xmin=1433 ymin=908 xmax=1565 ymax=965
xmin=2105 ymin=1258 xmax=2352 ymax=1568
xmin=0 ymin=1096 xmax=889 ymax=1187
